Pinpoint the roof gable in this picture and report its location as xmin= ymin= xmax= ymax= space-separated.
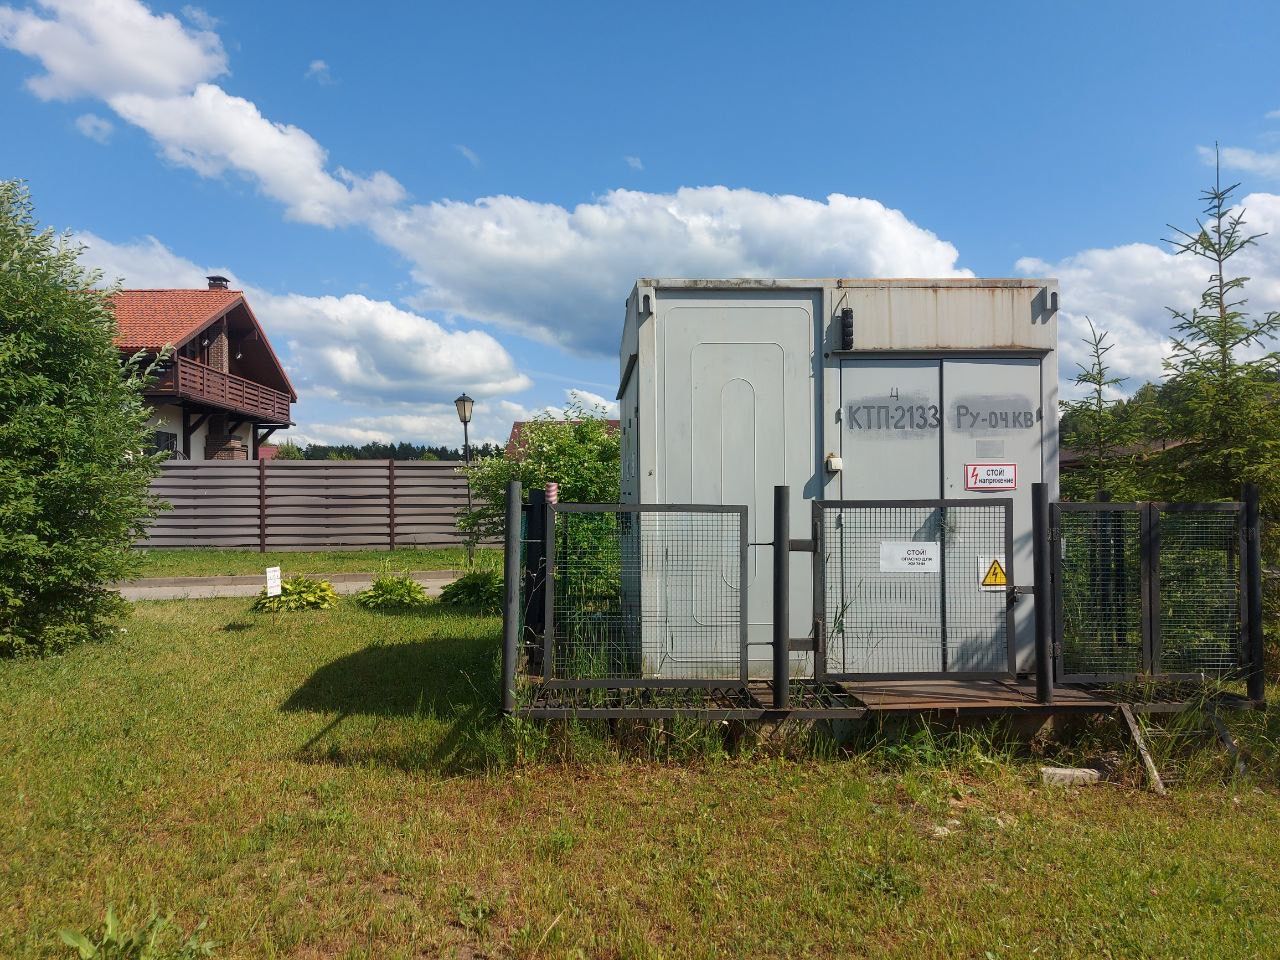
xmin=110 ymin=288 xmax=296 ymax=400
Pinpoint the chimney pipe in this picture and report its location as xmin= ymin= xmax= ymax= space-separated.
xmin=207 ymin=275 xmax=229 ymax=290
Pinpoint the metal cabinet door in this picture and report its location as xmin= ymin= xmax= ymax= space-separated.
xmin=942 ymin=358 xmax=1042 ymax=670
xmin=838 ymin=359 xmax=941 ymax=500
xmin=661 ymin=293 xmax=817 ymax=676
xmin=829 ymin=360 xmax=944 ymax=674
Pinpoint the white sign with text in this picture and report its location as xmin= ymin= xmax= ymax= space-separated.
xmin=964 ymin=463 xmax=1017 ymax=491
xmin=879 ymin=541 xmax=941 ymax=573
xmin=265 ymin=566 xmax=282 ymax=597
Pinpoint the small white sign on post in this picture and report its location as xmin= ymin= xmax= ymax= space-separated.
xmin=879 ymin=541 xmax=940 ymax=573
xmin=265 ymin=566 xmax=282 ymax=597
xmin=964 ymin=463 xmax=1017 ymax=491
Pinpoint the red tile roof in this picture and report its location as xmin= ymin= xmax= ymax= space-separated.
xmin=110 ymin=288 xmax=242 ymax=352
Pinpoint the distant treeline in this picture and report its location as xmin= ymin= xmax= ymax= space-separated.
xmin=272 ymin=440 xmax=504 ymax=461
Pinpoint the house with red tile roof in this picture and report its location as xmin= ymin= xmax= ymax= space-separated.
xmin=111 ymin=277 xmax=296 ymax=460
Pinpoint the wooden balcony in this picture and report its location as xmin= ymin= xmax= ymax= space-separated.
xmin=148 ymin=356 xmax=292 ymax=423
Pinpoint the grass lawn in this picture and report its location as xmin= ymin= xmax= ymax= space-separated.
xmin=2 ymin=601 xmax=1280 ymax=959
xmin=130 ymin=546 xmax=501 ymax=579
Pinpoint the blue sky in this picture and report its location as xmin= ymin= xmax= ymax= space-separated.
xmin=4 ymin=0 xmax=1280 ymax=446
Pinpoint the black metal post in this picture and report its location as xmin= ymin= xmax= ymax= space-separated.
xmin=1032 ymin=483 xmax=1054 ymax=703
xmin=501 ymin=480 xmax=522 ymax=714
xmin=1245 ymin=482 xmax=1265 ymax=704
xmin=773 ymin=485 xmax=790 ymax=709
xmin=462 ymin=420 xmax=474 ymax=564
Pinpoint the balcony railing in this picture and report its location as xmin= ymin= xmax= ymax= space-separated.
xmin=149 ymin=356 xmax=291 ymax=423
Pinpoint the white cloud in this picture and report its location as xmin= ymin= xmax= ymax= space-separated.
xmin=75 ymin=232 xmax=532 ymax=405
xmin=624 ymin=155 xmax=643 ymax=171
xmin=110 ymin=83 xmax=405 ymax=226
xmin=74 ymin=111 xmax=112 ymax=143
xmin=303 ymin=58 xmax=331 ymax=84
xmin=180 ymin=5 xmax=216 ymax=31
xmin=455 ymin=144 xmax=480 ymax=168
xmin=265 ymin=292 xmax=531 ymax=402
xmin=566 ymin=388 xmax=618 ymax=419
xmin=1018 ymin=190 xmax=1280 ymax=392
xmin=374 ymin=186 xmax=971 ymax=354
xmin=1 ymin=1 xmax=975 ymax=356
xmin=0 ymin=0 xmax=226 ymax=100
xmin=0 ymin=1 xmax=401 ymax=227
xmin=294 ymin=388 xmax=620 ymax=449
xmin=1205 ymin=144 xmax=1280 ymax=181
xmin=294 ymin=399 xmax=528 ymax=449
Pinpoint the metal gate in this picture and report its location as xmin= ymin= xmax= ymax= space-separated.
xmin=814 ymin=499 xmax=1016 ymax=680
xmin=542 ymin=503 xmax=749 ymax=689
xmin=1052 ymin=502 xmax=1247 ymax=682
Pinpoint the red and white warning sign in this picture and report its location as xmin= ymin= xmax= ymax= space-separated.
xmin=964 ymin=463 xmax=1016 ymax=491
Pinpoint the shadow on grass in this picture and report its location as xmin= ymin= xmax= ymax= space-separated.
xmin=281 ymin=632 xmax=507 ymax=776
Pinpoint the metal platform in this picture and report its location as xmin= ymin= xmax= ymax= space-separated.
xmin=517 ymin=677 xmax=1257 ymax=721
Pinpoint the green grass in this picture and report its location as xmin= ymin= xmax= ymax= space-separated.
xmin=130 ymin=546 xmax=500 ymax=579
xmin=3 ymin=600 xmax=1280 ymax=958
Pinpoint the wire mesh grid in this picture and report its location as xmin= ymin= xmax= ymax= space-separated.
xmin=1158 ymin=510 xmax=1242 ymax=675
xmin=820 ymin=503 xmax=1010 ymax=676
xmin=550 ymin=508 xmax=744 ymax=683
xmin=1058 ymin=509 xmax=1145 ymax=677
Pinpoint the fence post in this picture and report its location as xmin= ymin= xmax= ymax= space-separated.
xmin=1032 ymin=482 xmax=1054 ymax=703
xmin=773 ymin=485 xmax=790 ymax=709
xmin=501 ymin=480 xmax=522 ymax=714
xmin=258 ymin=457 xmax=267 ymax=554
xmin=388 ymin=459 xmax=397 ymax=551
xmin=1245 ymin=482 xmax=1265 ymax=705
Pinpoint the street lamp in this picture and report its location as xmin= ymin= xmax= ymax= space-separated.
xmin=455 ymin=393 xmax=475 ymax=563
xmin=454 ymin=393 xmax=474 ymax=462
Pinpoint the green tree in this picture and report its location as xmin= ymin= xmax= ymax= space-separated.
xmin=1152 ymin=153 xmax=1280 ymax=503
xmin=1060 ymin=318 xmax=1138 ymax=500
xmin=460 ymin=401 xmax=620 ymax=540
xmin=271 ymin=440 xmax=304 ymax=460
xmin=0 ymin=181 xmax=162 ymax=656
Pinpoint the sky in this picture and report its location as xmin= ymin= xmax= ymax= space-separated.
xmin=3 ymin=0 xmax=1280 ymax=447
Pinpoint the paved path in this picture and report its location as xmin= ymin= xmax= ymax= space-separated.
xmin=115 ymin=570 xmax=462 ymax=601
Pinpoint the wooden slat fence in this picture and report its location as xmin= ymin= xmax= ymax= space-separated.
xmin=141 ymin=460 xmax=471 ymax=550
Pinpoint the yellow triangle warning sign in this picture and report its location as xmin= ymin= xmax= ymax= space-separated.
xmin=981 ymin=557 xmax=1007 ymax=588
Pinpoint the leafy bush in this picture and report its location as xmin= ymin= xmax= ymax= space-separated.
xmin=460 ymin=399 xmax=620 ymax=540
xmin=355 ymin=573 xmax=430 ymax=611
xmin=0 ymin=181 xmax=162 ymax=656
xmin=252 ymin=576 xmax=338 ymax=612
xmin=440 ymin=570 xmax=503 ymax=613
xmin=59 ymin=905 xmax=215 ymax=959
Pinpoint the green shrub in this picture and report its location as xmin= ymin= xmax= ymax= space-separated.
xmin=0 ymin=181 xmax=162 ymax=656
xmin=355 ymin=573 xmax=430 ymax=611
xmin=59 ymin=905 xmax=215 ymax=959
xmin=252 ymin=576 xmax=338 ymax=612
xmin=460 ymin=399 xmax=620 ymax=541
xmin=440 ymin=570 xmax=503 ymax=613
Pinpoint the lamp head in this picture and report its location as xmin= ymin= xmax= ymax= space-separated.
xmin=454 ymin=393 xmax=474 ymax=424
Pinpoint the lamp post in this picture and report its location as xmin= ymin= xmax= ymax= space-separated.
xmin=455 ymin=393 xmax=475 ymax=563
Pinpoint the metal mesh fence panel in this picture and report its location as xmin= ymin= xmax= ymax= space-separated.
xmin=820 ymin=503 xmax=1010 ymax=676
xmin=1057 ymin=509 xmax=1144 ymax=677
xmin=1158 ymin=509 xmax=1242 ymax=675
xmin=550 ymin=507 xmax=744 ymax=683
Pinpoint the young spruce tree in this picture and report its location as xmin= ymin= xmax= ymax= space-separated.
xmin=1060 ymin=318 xmax=1137 ymax=500
xmin=1155 ymin=152 xmax=1280 ymax=503
xmin=0 ymin=181 xmax=162 ymax=655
